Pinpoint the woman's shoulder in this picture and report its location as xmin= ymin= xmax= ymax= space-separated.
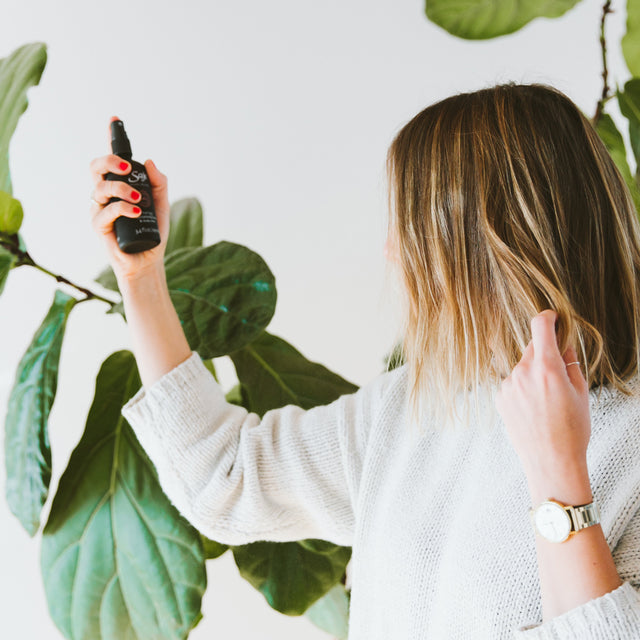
xmin=367 ymin=361 xmax=410 ymax=404
xmin=339 ymin=361 xmax=410 ymax=418
xmin=589 ymin=374 xmax=640 ymax=417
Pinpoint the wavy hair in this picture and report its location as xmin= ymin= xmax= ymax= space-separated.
xmin=384 ymin=82 xmax=640 ymax=433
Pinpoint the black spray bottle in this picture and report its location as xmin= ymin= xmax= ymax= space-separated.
xmin=105 ymin=119 xmax=161 ymax=253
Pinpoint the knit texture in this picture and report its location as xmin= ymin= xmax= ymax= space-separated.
xmin=121 ymin=350 xmax=640 ymax=639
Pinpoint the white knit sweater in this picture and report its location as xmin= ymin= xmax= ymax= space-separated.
xmin=121 ymin=350 xmax=640 ymax=639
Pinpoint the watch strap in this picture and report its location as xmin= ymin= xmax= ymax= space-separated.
xmin=567 ymin=501 xmax=600 ymax=533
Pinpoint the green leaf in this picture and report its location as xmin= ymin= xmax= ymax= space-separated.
xmin=425 ymin=0 xmax=582 ymax=40
xmin=200 ymin=534 xmax=228 ymax=559
xmin=304 ymin=582 xmax=350 ymax=640
xmin=228 ymin=331 xmax=358 ymax=417
xmin=164 ymin=197 xmax=203 ymax=256
xmin=93 ymin=197 xmax=205 ymax=295
xmin=41 ymin=350 xmax=206 ymax=640
xmin=202 ymin=357 xmax=219 ymax=382
xmin=623 ymin=0 xmax=640 ymax=77
xmin=4 ymin=289 xmax=77 ymax=535
xmin=383 ymin=341 xmax=405 ymax=371
xmin=617 ymin=80 xmax=640 ymax=178
xmin=0 ymin=190 xmax=23 ymax=234
xmin=163 ymin=241 xmax=277 ymax=359
xmin=0 ymin=42 xmax=47 ymax=194
xmin=92 ymin=263 xmax=119 ymax=294
xmin=0 ymin=243 xmax=17 ymax=296
xmin=16 ymin=230 xmax=26 ymax=251
xmin=225 ymin=381 xmax=250 ymax=408
xmin=594 ymin=112 xmax=640 ymax=211
xmin=230 ymin=539 xmax=351 ymax=616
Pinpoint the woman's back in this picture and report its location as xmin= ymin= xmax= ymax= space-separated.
xmin=122 ymin=351 xmax=640 ymax=638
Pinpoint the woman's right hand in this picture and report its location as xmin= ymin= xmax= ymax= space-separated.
xmin=89 ymin=148 xmax=171 ymax=284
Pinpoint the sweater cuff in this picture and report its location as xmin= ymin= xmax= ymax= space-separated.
xmin=514 ymin=581 xmax=640 ymax=639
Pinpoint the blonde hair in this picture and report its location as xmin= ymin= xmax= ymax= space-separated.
xmin=384 ymin=82 xmax=640 ymax=434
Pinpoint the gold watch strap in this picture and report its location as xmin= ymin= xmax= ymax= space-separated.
xmin=566 ymin=501 xmax=601 ymax=533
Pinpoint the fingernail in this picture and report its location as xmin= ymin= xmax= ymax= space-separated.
xmin=119 ymin=162 xmax=129 ymax=171
xmin=131 ymin=191 xmax=140 ymax=200
xmin=133 ymin=206 xmax=141 ymax=214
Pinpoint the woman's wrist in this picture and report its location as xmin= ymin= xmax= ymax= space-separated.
xmin=117 ymin=261 xmax=167 ymax=296
xmin=527 ymin=463 xmax=593 ymax=506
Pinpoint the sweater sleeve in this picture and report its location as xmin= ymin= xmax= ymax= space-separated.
xmin=513 ymin=505 xmax=640 ymax=639
xmin=120 ymin=350 xmax=385 ymax=548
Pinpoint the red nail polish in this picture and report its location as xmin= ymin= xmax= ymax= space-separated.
xmin=131 ymin=191 xmax=140 ymax=200
xmin=133 ymin=206 xmax=141 ymax=214
xmin=119 ymin=161 xmax=129 ymax=171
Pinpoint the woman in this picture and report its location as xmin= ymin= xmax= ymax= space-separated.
xmin=89 ymin=82 xmax=640 ymax=638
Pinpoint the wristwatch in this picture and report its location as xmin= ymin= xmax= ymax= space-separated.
xmin=529 ymin=498 xmax=600 ymax=543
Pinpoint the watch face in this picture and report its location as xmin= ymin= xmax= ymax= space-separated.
xmin=534 ymin=501 xmax=572 ymax=543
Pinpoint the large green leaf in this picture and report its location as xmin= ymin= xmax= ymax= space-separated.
xmin=0 ymin=243 xmax=17 ymax=296
xmin=161 ymin=241 xmax=277 ymax=359
xmin=623 ymin=0 xmax=640 ymax=77
xmin=0 ymin=190 xmax=23 ymax=234
xmin=230 ymin=539 xmax=351 ymax=616
xmin=164 ymin=197 xmax=203 ymax=256
xmin=229 ymin=331 xmax=358 ymax=417
xmin=4 ymin=289 xmax=77 ymax=535
xmin=94 ymin=197 xmax=204 ymax=296
xmin=41 ymin=350 xmax=206 ymax=640
xmin=0 ymin=42 xmax=47 ymax=194
xmin=304 ymin=582 xmax=350 ymax=640
xmin=425 ymin=0 xmax=582 ymax=40
xmin=595 ymin=112 xmax=640 ymax=212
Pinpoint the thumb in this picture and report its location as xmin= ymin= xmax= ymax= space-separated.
xmin=562 ymin=345 xmax=586 ymax=390
xmin=144 ymin=158 xmax=168 ymax=195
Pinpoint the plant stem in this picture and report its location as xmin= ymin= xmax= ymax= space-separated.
xmin=593 ymin=0 xmax=613 ymax=126
xmin=0 ymin=233 xmax=119 ymax=308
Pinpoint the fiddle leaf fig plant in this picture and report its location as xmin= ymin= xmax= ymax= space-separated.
xmin=3 ymin=2 xmax=640 ymax=638
xmin=1 ymin=42 xmax=358 ymax=640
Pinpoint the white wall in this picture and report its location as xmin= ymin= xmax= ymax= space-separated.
xmin=0 ymin=0 xmax=630 ymax=638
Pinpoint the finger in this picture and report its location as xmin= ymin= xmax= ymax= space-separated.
xmin=144 ymin=158 xmax=168 ymax=201
xmin=89 ymin=154 xmax=132 ymax=185
xmin=91 ymin=200 xmax=141 ymax=236
xmin=530 ymin=309 xmax=564 ymax=365
xmin=562 ymin=344 xmax=587 ymax=390
xmin=93 ymin=178 xmax=142 ymax=206
xmin=519 ymin=339 xmax=534 ymax=366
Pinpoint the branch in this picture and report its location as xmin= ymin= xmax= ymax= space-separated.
xmin=0 ymin=233 xmax=120 ymax=308
xmin=593 ymin=0 xmax=614 ymax=126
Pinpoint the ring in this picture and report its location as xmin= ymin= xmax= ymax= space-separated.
xmin=566 ymin=361 xmax=581 ymax=367
xmin=90 ymin=197 xmax=104 ymax=207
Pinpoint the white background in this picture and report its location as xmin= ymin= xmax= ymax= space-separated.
xmin=0 ymin=0 xmax=632 ymax=638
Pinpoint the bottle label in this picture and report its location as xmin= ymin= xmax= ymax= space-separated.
xmin=127 ymin=170 xmax=149 ymax=185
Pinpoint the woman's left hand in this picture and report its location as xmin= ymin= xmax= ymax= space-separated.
xmin=495 ymin=309 xmax=592 ymax=491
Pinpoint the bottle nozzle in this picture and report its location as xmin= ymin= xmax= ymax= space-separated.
xmin=110 ymin=119 xmax=132 ymax=159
